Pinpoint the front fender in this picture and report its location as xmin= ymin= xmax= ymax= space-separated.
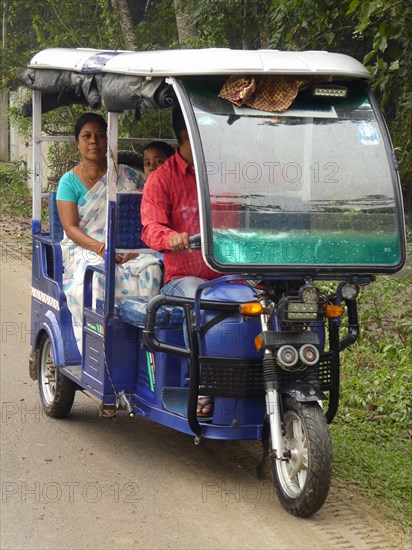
xmin=282 ymin=381 xmax=327 ymax=402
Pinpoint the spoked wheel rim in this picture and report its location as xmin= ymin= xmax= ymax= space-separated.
xmin=275 ymin=411 xmax=308 ymax=498
xmin=40 ymin=338 xmax=57 ymax=405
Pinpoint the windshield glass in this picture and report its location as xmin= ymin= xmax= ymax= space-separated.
xmin=183 ymin=76 xmax=403 ymax=271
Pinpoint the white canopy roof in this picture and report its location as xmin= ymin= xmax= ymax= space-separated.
xmin=29 ymin=47 xmax=371 ymax=79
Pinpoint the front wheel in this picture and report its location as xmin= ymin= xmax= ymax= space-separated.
xmin=272 ymin=396 xmax=332 ymax=517
xmin=37 ymin=333 xmax=76 ymax=418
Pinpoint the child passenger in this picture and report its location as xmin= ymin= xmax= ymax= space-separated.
xmin=143 ymin=141 xmax=175 ymax=178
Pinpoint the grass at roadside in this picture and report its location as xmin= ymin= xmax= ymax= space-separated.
xmin=331 ymin=422 xmax=411 ymax=529
xmin=0 ymin=161 xmax=31 ymax=218
xmin=332 ymin=267 xmax=412 ymax=529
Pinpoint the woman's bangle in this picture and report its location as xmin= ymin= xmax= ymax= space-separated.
xmin=97 ymin=243 xmax=105 ymax=257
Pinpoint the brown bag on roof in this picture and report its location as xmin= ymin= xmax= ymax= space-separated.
xmin=219 ymin=74 xmax=321 ymax=112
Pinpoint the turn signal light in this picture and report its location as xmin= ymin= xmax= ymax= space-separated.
xmin=325 ymin=304 xmax=345 ymax=318
xmin=254 ymin=334 xmax=263 ymax=351
xmin=239 ymin=302 xmax=263 ymax=315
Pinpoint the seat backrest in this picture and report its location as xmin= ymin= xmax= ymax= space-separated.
xmin=49 ymin=191 xmax=64 ymax=242
xmin=49 ymin=189 xmax=153 ymax=252
xmin=116 ymin=191 xmax=153 ymax=252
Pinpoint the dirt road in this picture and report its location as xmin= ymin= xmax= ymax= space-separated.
xmin=0 ymin=239 xmax=407 ymax=550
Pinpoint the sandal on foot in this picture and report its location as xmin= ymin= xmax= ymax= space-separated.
xmin=196 ymin=397 xmax=214 ymax=417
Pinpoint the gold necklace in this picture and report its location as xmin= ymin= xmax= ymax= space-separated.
xmin=87 ymin=175 xmax=100 ymax=186
xmin=81 ymin=163 xmax=106 ymax=187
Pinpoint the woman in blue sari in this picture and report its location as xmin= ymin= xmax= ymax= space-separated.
xmin=56 ymin=113 xmax=161 ymax=353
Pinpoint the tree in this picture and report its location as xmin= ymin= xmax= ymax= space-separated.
xmin=190 ymin=0 xmax=272 ymax=48
xmin=0 ymin=0 xmax=126 ymax=86
xmin=348 ymin=0 xmax=411 ymax=217
xmin=1 ymin=0 xmax=409 ymax=215
xmin=110 ymin=0 xmax=137 ymax=49
xmin=174 ymin=0 xmax=197 ymax=46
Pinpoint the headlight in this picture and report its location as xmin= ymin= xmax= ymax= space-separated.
xmin=287 ymin=302 xmax=319 ymax=321
xmin=277 ymin=345 xmax=299 ymax=368
xmin=300 ymin=284 xmax=319 ymax=303
xmin=339 ymin=282 xmax=359 ymax=301
xmin=299 ymin=344 xmax=320 ymax=366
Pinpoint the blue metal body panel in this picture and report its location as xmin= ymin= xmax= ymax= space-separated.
xmin=31 ymin=235 xmax=80 ymax=365
xmin=127 ymin=395 xmax=264 ymax=441
xmin=198 ymin=283 xmax=262 ymax=359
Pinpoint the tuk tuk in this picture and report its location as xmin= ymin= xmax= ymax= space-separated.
xmin=21 ymin=47 xmax=406 ymax=517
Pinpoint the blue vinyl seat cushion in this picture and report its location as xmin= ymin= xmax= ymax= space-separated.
xmin=96 ymin=296 xmax=184 ymax=327
xmin=49 ymin=191 xmax=64 ymax=242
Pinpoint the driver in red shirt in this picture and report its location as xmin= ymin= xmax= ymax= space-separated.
xmin=141 ymin=107 xmax=221 ymax=417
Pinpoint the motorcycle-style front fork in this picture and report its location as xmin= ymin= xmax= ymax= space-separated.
xmin=259 ymin=298 xmax=285 ymax=461
xmin=265 ymin=384 xmax=285 ymax=460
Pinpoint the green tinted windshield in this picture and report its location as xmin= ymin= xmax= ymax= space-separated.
xmin=183 ymin=77 xmax=404 ymax=272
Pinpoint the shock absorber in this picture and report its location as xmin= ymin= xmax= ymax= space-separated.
xmin=259 ymin=296 xmax=285 ymax=460
xmin=263 ymin=351 xmax=278 ymax=385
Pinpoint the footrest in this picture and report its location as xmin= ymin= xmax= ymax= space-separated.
xmin=161 ymin=386 xmax=189 ymax=417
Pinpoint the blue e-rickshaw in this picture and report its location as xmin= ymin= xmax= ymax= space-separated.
xmin=22 ymin=48 xmax=406 ymax=517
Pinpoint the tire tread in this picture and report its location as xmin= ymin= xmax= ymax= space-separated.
xmin=273 ymin=396 xmax=332 ymax=517
xmin=37 ymin=334 xmax=76 ymax=418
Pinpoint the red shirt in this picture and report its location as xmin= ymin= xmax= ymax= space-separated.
xmin=141 ymin=151 xmax=221 ymax=283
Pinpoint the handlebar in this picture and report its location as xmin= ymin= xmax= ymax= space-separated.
xmin=188 ymin=233 xmax=201 ymax=250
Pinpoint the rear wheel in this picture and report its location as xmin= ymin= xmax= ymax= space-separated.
xmin=37 ymin=333 xmax=76 ymax=418
xmin=272 ymin=396 xmax=332 ymax=517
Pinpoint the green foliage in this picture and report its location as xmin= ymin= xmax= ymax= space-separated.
xmin=264 ymin=0 xmax=411 ymax=215
xmin=348 ymin=0 xmax=412 ymax=213
xmin=2 ymin=0 xmax=409 ymax=212
xmin=190 ymin=0 xmax=272 ymax=48
xmin=331 ymin=269 xmax=412 ymax=526
xmin=120 ymin=109 xmax=174 ymax=142
xmin=8 ymin=96 xmax=86 ymax=185
xmin=116 ymin=109 xmax=175 ymax=162
xmin=339 ymin=274 xmax=412 ymax=431
xmin=0 ymin=0 xmax=125 ymax=85
xmin=0 ymin=160 xmax=31 ymax=217
xmin=266 ymin=0 xmax=366 ymax=54
xmin=135 ymin=0 xmax=179 ymax=50
xmin=331 ymin=423 xmax=412 ymax=527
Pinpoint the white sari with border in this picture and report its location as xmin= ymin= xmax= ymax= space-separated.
xmin=60 ymin=165 xmax=161 ymax=353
